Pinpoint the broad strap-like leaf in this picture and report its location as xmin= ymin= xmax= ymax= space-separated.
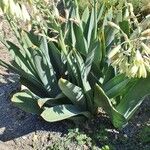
xmin=48 ymin=42 xmax=63 ymax=77
xmin=59 ymin=78 xmax=87 ymax=110
xmin=70 ymin=21 xmax=76 ymax=48
xmin=20 ymin=75 xmax=50 ymax=98
xmin=0 ymin=59 xmax=50 ymax=97
xmin=103 ymin=74 xmax=131 ymax=98
xmin=82 ymin=48 xmax=95 ymax=81
xmin=31 ymin=47 xmax=59 ymax=97
xmin=104 ymin=26 xmax=117 ymax=48
xmin=72 ymin=50 xmax=91 ymax=92
xmin=82 ymin=7 xmax=90 ymax=27
xmin=67 ymin=51 xmax=81 ymax=83
xmin=116 ymin=77 xmax=150 ymax=120
xmin=84 ymin=9 xmax=95 ymax=49
xmin=11 ymin=90 xmax=42 ymax=115
xmin=119 ymin=20 xmax=130 ymax=37
xmin=103 ymin=66 xmax=115 ymax=84
xmin=97 ymin=3 xmax=105 ymax=22
xmin=6 ymin=41 xmax=39 ymax=79
xmin=37 ymin=93 xmax=71 ymax=108
xmin=32 ymin=35 xmax=59 ymax=93
xmin=73 ymin=22 xmax=88 ymax=55
xmin=70 ymin=51 xmax=93 ymax=112
xmin=86 ymin=40 xmax=102 ymax=78
xmin=94 ymin=84 xmax=127 ymax=129
xmin=41 ymin=104 xmax=91 ymax=122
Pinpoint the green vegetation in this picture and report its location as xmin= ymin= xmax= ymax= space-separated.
xmin=0 ymin=0 xmax=150 ymax=130
xmin=45 ymin=119 xmax=149 ymax=150
xmin=137 ymin=124 xmax=150 ymax=144
xmin=46 ymin=128 xmax=113 ymax=150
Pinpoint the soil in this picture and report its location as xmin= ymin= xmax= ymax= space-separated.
xmin=0 ymin=10 xmax=150 ymax=150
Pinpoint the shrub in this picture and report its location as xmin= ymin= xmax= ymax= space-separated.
xmin=0 ymin=0 xmax=150 ymax=129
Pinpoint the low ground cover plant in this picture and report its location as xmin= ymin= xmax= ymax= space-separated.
xmin=0 ymin=0 xmax=150 ymax=129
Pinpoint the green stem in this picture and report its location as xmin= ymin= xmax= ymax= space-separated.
xmin=94 ymin=0 xmax=98 ymax=39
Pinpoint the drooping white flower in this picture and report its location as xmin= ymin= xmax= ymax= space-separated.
xmin=21 ymin=4 xmax=30 ymax=21
xmin=141 ymin=29 xmax=150 ymax=37
xmin=141 ymin=42 xmax=150 ymax=55
xmin=108 ymin=45 xmax=121 ymax=59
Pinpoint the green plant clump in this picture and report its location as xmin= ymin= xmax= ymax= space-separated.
xmin=0 ymin=0 xmax=150 ymax=129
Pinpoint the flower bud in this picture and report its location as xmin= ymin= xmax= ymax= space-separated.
xmin=141 ymin=43 xmax=150 ymax=55
xmin=139 ymin=64 xmax=147 ymax=78
xmin=107 ymin=21 xmax=120 ymax=30
xmin=141 ymin=29 xmax=150 ymax=36
xmin=108 ymin=45 xmax=121 ymax=59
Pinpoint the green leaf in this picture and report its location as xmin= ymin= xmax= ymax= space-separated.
xmin=82 ymin=7 xmax=89 ymax=25
xmin=119 ymin=20 xmax=130 ymax=37
xmin=97 ymin=3 xmax=105 ymax=22
xmin=70 ymin=22 xmax=76 ymax=48
xmin=6 ymin=41 xmax=39 ymax=78
xmin=72 ymin=50 xmax=91 ymax=92
xmin=48 ymin=42 xmax=63 ymax=77
xmin=67 ymin=51 xmax=80 ymax=83
xmin=37 ymin=93 xmax=71 ymax=108
xmin=103 ymin=74 xmax=130 ymax=98
xmin=59 ymin=78 xmax=87 ymax=110
xmin=73 ymin=22 xmax=88 ymax=55
xmin=94 ymin=84 xmax=127 ymax=129
xmin=11 ymin=90 xmax=42 ymax=115
xmin=21 ymin=30 xmax=34 ymax=49
xmin=84 ymin=9 xmax=95 ymax=48
xmin=31 ymin=47 xmax=59 ymax=97
xmin=20 ymin=75 xmax=50 ymax=98
xmin=103 ymin=65 xmax=115 ymax=84
xmin=0 ymin=59 xmax=50 ymax=97
xmin=88 ymin=40 xmax=102 ymax=68
xmin=41 ymin=104 xmax=90 ymax=122
xmin=82 ymin=47 xmax=95 ymax=81
xmin=117 ymin=77 xmax=150 ymax=119
xmin=104 ymin=26 xmax=117 ymax=48
xmin=25 ymin=30 xmax=40 ymax=47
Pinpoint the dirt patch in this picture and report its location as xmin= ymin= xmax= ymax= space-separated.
xmin=0 ymin=15 xmax=13 ymax=75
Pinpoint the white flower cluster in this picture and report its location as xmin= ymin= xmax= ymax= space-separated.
xmin=108 ymin=3 xmax=150 ymax=78
xmin=108 ymin=27 xmax=150 ymax=78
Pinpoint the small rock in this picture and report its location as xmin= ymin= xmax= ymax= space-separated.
xmin=123 ymin=134 xmax=128 ymax=138
xmin=0 ymin=127 xmax=6 ymax=135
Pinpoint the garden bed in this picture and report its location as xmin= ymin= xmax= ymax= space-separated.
xmin=0 ymin=72 xmax=150 ymax=149
xmin=0 ymin=2 xmax=150 ymax=150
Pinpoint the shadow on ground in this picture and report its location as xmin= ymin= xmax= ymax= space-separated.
xmin=0 ymin=73 xmax=71 ymax=142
